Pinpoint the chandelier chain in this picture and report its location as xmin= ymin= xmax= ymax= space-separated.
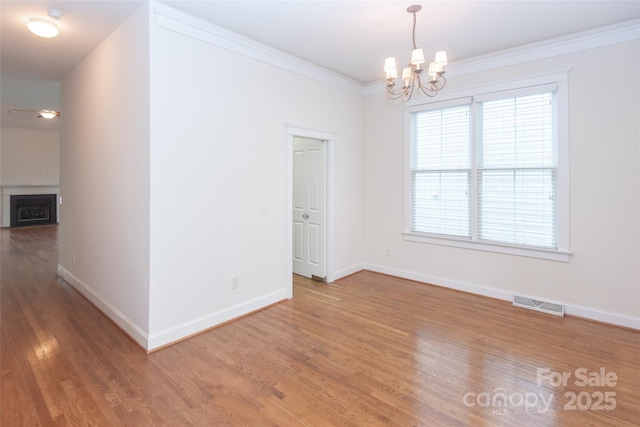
xmin=412 ymin=12 xmax=417 ymax=50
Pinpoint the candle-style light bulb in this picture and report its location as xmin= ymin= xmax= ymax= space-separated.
xmin=384 ymin=57 xmax=398 ymax=80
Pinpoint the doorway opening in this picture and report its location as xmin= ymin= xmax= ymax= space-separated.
xmin=286 ymin=126 xmax=334 ymax=295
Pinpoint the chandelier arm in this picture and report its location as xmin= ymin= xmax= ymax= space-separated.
xmin=387 ymin=90 xmax=407 ymax=101
xmin=420 ymin=74 xmax=435 ymax=96
xmin=386 ymin=90 xmax=401 ymax=100
xmin=418 ymin=83 xmax=437 ymax=97
xmin=429 ymin=75 xmax=447 ymax=92
xmin=413 ymin=74 xmax=423 ymax=96
xmin=386 ymin=84 xmax=408 ymax=100
xmin=404 ymin=82 xmax=413 ymax=99
xmin=419 ymin=73 xmax=447 ymax=96
xmin=437 ymin=74 xmax=447 ymax=89
xmin=417 ymin=74 xmax=436 ymax=97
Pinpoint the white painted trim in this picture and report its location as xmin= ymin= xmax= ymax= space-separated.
xmin=403 ymin=70 xmax=572 ymax=262
xmin=362 ymin=263 xmax=513 ymax=301
xmin=333 ymin=263 xmax=365 ymax=281
xmin=57 ymin=264 xmax=149 ymax=348
xmin=325 ymin=137 xmax=335 ymax=284
xmin=447 ymin=19 xmax=640 ymax=79
xmin=407 ymin=69 xmax=570 ymax=108
xmin=403 ymin=233 xmax=572 ymax=263
xmin=286 ymin=126 xmax=336 ymax=142
xmin=286 ymin=125 xmax=335 ymax=285
xmin=285 ymin=134 xmax=294 ymax=298
xmin=147 ymin=289 xmax=288 ymax=350
xmin=356 ymin=263 xmax=640 ymax=330
xmin=57 ymin=264 xmax=289 ymax=351
xmin=153 ymin=5 xmax=363 ymax=95
xmin=363 ymin=19 xmax=640 ymax=96
xmin=564 ymin=304 xmax=640 ymax=330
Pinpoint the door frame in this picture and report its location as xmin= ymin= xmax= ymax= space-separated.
xmin=286 ymin=125 xmax=334 ymax=296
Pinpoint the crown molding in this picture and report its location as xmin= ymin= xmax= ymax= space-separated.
xmin=152 ymin=5 xmax=638 ymax=98
xmin=448 ymin=19 xmax=640 ymax=78
xmin=153 ymin=5 xmax=363 ymax=95
xmin=363 ymin=19 xmax=640 ymax=96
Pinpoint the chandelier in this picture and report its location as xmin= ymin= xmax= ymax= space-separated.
xmin=384 ymin=5 xmax=448 ymax=101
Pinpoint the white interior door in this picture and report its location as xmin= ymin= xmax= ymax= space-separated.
xmin=292 ymin=136 xmax=326 ymax=280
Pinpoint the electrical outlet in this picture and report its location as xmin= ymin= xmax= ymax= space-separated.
xmin=72 ymin=254 xmax=76 ymax=265
xmin=231 ymin=276 xmax=239 ymax=289
xmin=385 ymin=247 xmax=391 ymax=256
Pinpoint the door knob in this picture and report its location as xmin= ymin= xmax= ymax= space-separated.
xmin=302 ymin=213 xmax=309 ymax=219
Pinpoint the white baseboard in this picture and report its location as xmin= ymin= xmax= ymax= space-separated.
xmin=362 ymin=263 xmax=512 ymax=301
xmin=147 ymin=289 xmax=287 ymax=351
xmin=352 ymin=263 xmax=640 ymax=331
xmin=56 ymin=261 xmax=639 ymax=352
xmin=57 ymin=264 xmax=150 ymax=347
xmin=564 ymin=304 xmax=640 ymax=330
xmin=332 ymin=263 xmax=366 ymax=281
xmin=57 ymin=264 xmax=289 ymax=351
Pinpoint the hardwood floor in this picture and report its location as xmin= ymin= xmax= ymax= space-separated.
xmin=1 ymin=226 xmax=639 ymax=426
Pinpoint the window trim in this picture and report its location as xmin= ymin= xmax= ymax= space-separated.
xmin=404 ymin=70 xmax=571 ymax=262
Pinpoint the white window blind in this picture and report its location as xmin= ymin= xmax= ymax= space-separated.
xmin=479 ymin=92 xmax=556 ymax=248
xmin=409 ymin=87 xmax=559 ymax=251
xmin=411 ymin=105 xmax=470 ymax=237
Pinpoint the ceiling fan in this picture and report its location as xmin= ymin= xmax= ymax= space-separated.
xmin=8 ymin=108 xmax=61 ymax=119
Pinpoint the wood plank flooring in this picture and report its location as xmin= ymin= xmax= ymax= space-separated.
xmin=2 ymin=225 xmax=639 ymax=426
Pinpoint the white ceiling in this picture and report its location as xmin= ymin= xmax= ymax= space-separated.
xmin=1 ymin=0 xmax=145 ymax=130
xmin=1 ymin=0 xmax=639 ymax=129
xmin=158 ymin=0 xmax=640 ymax=84
xmin=1 ymin=1 xmax=145 ymax=81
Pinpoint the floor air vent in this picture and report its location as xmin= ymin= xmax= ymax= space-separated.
xmin=513 ymin=295 xmax=565 ymax=317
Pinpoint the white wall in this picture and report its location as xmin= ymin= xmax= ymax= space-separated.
xmin=147 ymin=6 xmax=364 ymax=347
xmin=363 ymin=39 xmax=640 ymax=326
xmin=53 ymin=3 xmax=637 ymax=352
xmin=0 ymin=74 xmax=59 ymax=110
xmin=0 ymin=127 xmax=60 ymax=186
xmin=58 ymin=4 xmax=151 ymax=342
xmin=0 ymin=75 xmax=61 ymax=222
xmin=0 ymin=126 xmax=60 ymax=225
xmin=55 ymin=3 xmax=364 ymax=351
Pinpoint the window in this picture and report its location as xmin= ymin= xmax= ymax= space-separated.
xmin=406 ymin=75 xmax=569 ymax=261
xmin=412 ymin=104 xmax=470 ymax=237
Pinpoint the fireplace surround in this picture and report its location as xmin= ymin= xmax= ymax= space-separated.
xmin=10 ymin=194 xmax=57 ymax=227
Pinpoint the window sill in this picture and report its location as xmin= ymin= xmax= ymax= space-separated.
xmin=403 ymin=232 xmax=571 ymax=262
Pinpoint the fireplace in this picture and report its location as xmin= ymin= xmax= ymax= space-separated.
xmin=10 ymin=194 xmax=57 ymax=227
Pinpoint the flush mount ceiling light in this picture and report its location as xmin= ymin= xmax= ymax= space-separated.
xmin=383 ymin=5 xmax=448 ymax=101
xmin=27 ymin=9 xmax=63 ymax=38
xmin=27 ymin=18 xmax=59 ymax=38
